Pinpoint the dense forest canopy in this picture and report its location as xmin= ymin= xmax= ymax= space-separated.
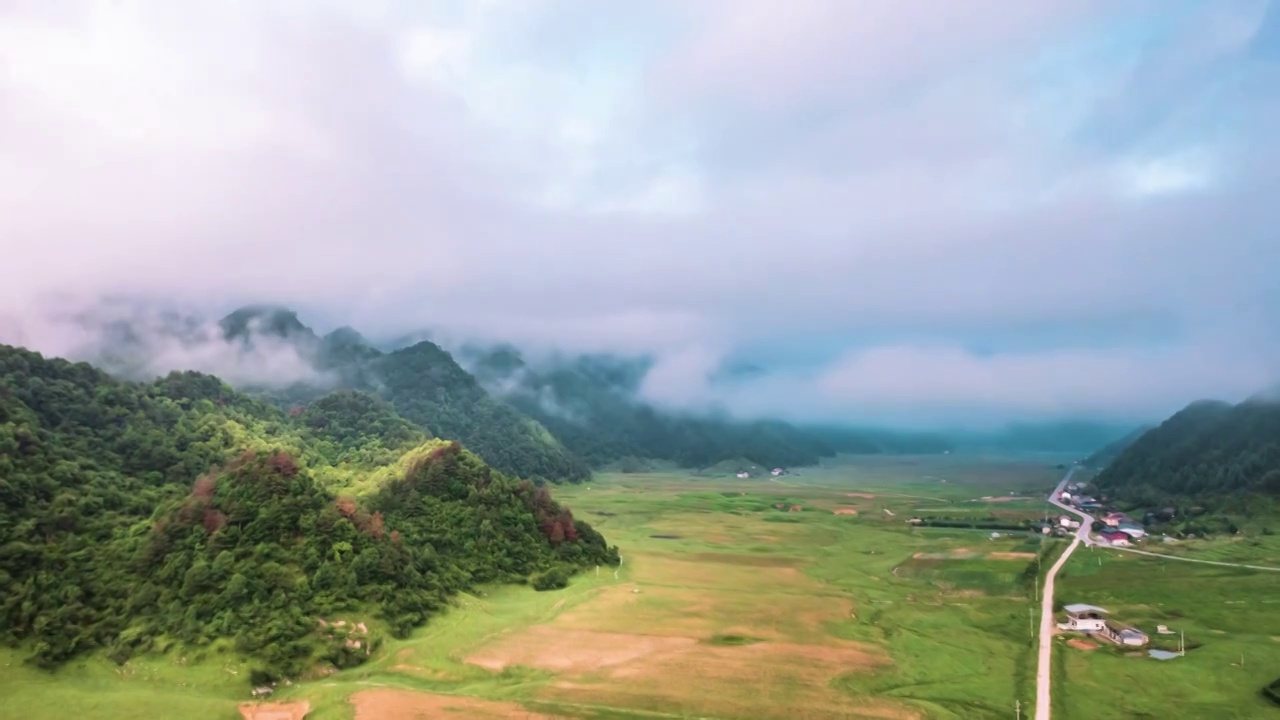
xmin=1093 ymin=398 xmax=1280 ymax=503
xmin=0 ymin=344 xmax=617 ymax=682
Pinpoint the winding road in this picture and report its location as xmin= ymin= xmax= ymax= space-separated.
xmin=1034 ymin=468 xmax=1092 ymax=720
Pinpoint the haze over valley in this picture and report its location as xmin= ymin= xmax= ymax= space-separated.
xmin=2 ymin=2 xmax=1279 ymax=719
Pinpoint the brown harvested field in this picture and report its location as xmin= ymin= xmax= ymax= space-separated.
xmin=468 ymin=627 xmax=697 ymax=672
xmin=845 ymin=492 xmax=877 ymax=498
xmin=1066 ymin=638 xmax=1099 ymax=651
xmin=539 ymin=637 xmax=910 ymax=719
xmin=351 ymin=689 xmax=560 ymax=719
xmin=469 ymin=628 xmax=897 ymax=720
xmin=988 ymin=552 xmax=1037 ymax=560
xmin=238 ymin=701 xmax=310 ymax=720
xmin=461 ymin=546 xmax=901 ymax=719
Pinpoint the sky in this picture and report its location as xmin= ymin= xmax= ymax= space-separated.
xmin=2 ymin=0 xmax=1279 ymax=428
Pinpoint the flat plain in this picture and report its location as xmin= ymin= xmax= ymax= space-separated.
xmin=6 ymin=454 xmax=1273 ymax=719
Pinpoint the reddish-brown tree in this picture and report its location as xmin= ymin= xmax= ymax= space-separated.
xmin=192 ymin=473 xmax=217 ymax=499
xmin=202 ymin=508 xmax=227 ymax=533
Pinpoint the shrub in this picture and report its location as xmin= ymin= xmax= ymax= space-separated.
xmin=531 ymin=567 xmax=570 ymax=591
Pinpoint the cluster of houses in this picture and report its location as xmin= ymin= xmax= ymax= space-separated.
xmin=1095 ymin=511 xmax=1146 ymax=546
xmin=1057 ymin=481 xmax=1151 ymax=547
xmin=1059 ymin=603 xmax=1150 ymax=647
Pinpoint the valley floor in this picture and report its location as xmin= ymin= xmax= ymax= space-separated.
xmin=4 ymin=455 xmax=1274 ymax=720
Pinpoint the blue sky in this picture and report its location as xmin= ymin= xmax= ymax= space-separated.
xmin=1 ymin=0 xmax=1278 ymax=427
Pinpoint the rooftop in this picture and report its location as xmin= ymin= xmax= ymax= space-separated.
xmin=1063 ymin=603 xmax=1110 ymax=615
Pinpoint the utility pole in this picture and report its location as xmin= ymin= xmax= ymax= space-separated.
xmin=1015 ymin=699 xmax=1021 ymax=720
xmin=1029 ymin=605 xmax=1035 ymax=639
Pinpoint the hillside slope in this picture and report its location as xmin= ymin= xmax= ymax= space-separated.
xmin=208 ymin=307 xmax=592 ymax=483
xmin=1093 ymin=399 xmax=1280 ymax=503
xmin=0 ymin=344 xmax=617 ymax=681
xmin=461 ymin=345 xmax=952 ymax=469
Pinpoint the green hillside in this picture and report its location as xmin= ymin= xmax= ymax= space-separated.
xmin=0 ymin=345 xmax=617 ymax=684
xmin=208 ymin=307 xmax=591 ymax=484
xmin=1093 ymin=398 xmax=1280 ymax=503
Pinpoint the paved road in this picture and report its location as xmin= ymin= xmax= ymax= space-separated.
xmin=1035 ymin=468 xmax=1092 ymax=720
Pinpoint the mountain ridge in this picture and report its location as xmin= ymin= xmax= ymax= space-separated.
xmin=0 ymin=343 xmax=617 ymax=681
xmin=1093 ymin=396 xmax=1280 ymax=503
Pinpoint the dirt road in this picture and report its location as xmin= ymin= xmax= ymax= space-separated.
xmin=1035 ymin=468 xmax=1089 ymax=720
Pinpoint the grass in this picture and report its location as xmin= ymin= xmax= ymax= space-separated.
xmin=12 ymin=453 xmax=1274 ymax=719
xmin=1052 ymin=544 xmax=1280 ymax=719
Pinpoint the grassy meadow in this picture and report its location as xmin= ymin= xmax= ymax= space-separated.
xmin=1052 ymin=545 xmax=1280 ymax=719
xmin=9 ymin=454 xmax=1272 ymax=719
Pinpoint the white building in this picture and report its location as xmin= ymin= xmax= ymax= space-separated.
xmin=1062 ymin=604 xmax=1109 ymax=632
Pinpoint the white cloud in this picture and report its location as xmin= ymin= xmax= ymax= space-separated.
xmin=1 ymin=0 xmax=1278 ymax=425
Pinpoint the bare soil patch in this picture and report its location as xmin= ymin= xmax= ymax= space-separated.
xmin=533 ymin=635 xmax=905 ymax=720
xmin=238 ymin=701 xmax=310 ymax=720
xmin=351 ymin=689 xmax=559 ymax=719
xmin=1067 ymin=638 xmax=1100 ymax=651
xmin=833 ymin=508 xmax=859 ymax=515
xmin=468 ymin=627 xmax=696 ymax=672
xmin=988 ymin=552 xmax=1037 ymax=560
xmin=845 ymin=493 xmax=877 ymax=498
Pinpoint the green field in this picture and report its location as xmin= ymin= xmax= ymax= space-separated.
xmin=5 ymin=454 xmax=1273 ymax=719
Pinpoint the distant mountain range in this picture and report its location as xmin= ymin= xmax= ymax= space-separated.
xmin=36 ymin=303 xmax=1166 ymax=481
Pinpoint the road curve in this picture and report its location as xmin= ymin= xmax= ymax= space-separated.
xmin=1035 ymin=468 xmax=1091 ymax=720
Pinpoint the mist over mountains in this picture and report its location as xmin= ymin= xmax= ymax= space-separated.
xmin=0 ymin=302 xmax=1146 ymax=480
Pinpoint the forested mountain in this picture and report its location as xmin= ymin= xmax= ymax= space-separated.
xmin=373 ymin=342 xmax=591 ymax=482
xmin=0 ymin=344 xmax=617 ymax=682
xmin=179 ymin=306 xmax=591 ymax=484
xmin=72 ymin=304 xmax=952 ymax=479
xmin=1093 ymin=399 xmax=1280 ymax=503
xmin=458 ymin=345 xmax=952 ymax=469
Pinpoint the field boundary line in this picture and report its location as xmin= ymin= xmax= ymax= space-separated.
xmin=1101 ymin=546 xmax=1280 ymax=572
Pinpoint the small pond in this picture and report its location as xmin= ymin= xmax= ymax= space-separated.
xmin=1148 ymin=649 xmax=1180 ymax=660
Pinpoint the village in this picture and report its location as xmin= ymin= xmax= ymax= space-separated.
xmin=1045 ymin=478 xmax=1186 ymax=655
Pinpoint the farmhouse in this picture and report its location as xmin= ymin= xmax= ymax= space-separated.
xmin=1102 ymin=512 xmax=1133 ymax=527
xmin=1099 ymin=530 xmax=1132 ymax=547
xmin=1061 ymin=604 xmax=1109 ymax=632
xmin=1058 ymin=603 xmax=1150 ymax=647
xmin=1100 ymin=622 xmax=1149 ymax=646
xmin=1117 ymin=521 xmax=1146 ymax=538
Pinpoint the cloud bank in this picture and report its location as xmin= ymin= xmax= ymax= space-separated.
xmin=3 ymin=0 xmax=1279 ymax=426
